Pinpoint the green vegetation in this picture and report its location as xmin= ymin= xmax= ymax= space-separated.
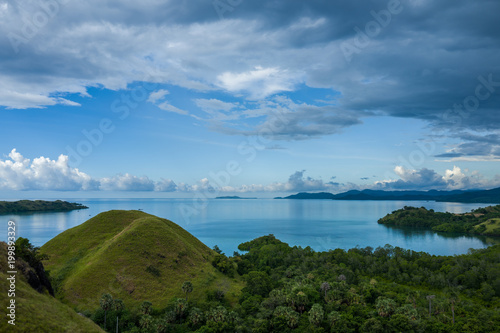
xmin=0 ymin=199 xmax=88 ymax=214
xmin=378 ymin=205 xmax=500 ymax=236
xmin=84 ymin=234 xmax=500 ymax=332
xmin=40 ymin=210 xmax=243 ymax=310
xmin=9 ymin=210 xmax=499 ymax=332
xmin=0 ymin=242 xmax=103 ymax=332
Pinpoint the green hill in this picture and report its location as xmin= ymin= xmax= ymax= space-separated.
xmin=0 ymin=242 xmax=103 ymax=332
xmin=40 ymin=210 xmax=242 ymax=310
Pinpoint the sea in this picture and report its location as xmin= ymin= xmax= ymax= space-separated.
xmin=2 ymin=198 xmax=499 ymax=256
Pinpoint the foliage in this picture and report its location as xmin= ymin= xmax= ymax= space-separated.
xmin=378 ymin=204 xmax=500 ymax=236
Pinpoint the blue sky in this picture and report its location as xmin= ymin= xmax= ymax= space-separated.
xmin=1 ymin=0 xmax=499 ymax=198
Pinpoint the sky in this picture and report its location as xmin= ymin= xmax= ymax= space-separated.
xmin=0 ymin=0 xmax=500 ymax=198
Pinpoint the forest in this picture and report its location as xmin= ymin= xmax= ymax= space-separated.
xmin=378 ymin=205 xmax=500 ymax=236
xmin=87 ymin=235 xmax=500 ymax=332
xmin=0 ymin=200 xmax=88 ymax=214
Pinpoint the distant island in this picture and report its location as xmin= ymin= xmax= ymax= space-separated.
xmin=378 ymin=204 xmax=500 ymax=236
xmin=0 ymin=200 xmax=88 ymax=214
xmin=275 ymin=187 xmax=500 ymax=203
xmin=215 ymin=196 xmax=257 ymax=199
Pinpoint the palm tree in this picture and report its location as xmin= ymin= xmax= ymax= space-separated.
xmin=406 ymin=290 xmax=420 ymax=309
xmin=426 ymin=295 xmax=435 ymax=317
xmin=375 ymin=297 xmax=396 ymax=317
xmin=174 ymin=298 xmax=187 ymax=324
xmin=328 ymin=311 xmax=341 ymax=328
xmin=99 ymin=293 xmax=114 ymax=330
xmin=139 ymin=314 xmax=153 ymax=330
xmin=140 ymin=301 xmax=153 ymax=315
xmin=182 ymin=281 xmax=193 ymax=302
xmin=308 ymin=303 xmax=325 ymax=326
xmin=114 ymin=299 xmax=124 ymax=333
xmin=320 ymin=282 xmax=331 ymax=300
xmin=188 ymin=307 xmax=204 ymax=326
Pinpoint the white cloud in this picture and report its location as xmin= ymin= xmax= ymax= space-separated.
xmin=194 ymin=98 xmax=238 ymax=113
xmin=99 ymin=173 xmax=156 ymax=191
xmin=147 ymin=89 xmax=170 ymax=104
xmin=157 ymin=101 xmax=189 ymax=115
xmin=0 ymin=149 xmax=96 ymax=190
xmin=376 ymin=166 xmax=500 ymax=190
xmin=216 ymin=66 xmax=300 ymax=100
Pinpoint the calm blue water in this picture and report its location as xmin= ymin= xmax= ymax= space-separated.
xmin=1 ymin=199 xmax=498 ymax=256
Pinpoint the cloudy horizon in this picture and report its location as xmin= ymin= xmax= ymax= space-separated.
xmin=1 ymin=0 xmax=499 ymax=198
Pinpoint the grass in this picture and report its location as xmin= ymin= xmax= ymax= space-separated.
xmin=474 ymin=218 xmax=500 ymax=236
xmin=0 ymin=243 xmax=104 ymax=332
xmin=41 ymin=210 xmax=243 ymax=310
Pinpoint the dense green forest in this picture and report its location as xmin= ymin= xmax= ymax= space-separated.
xmin=0 ymin=200 xmax=87 ymax=214
xmin=82 ymin=236 xmax=500 ymax=332
xmin=378 ymin=205 xmax=500 ymax=236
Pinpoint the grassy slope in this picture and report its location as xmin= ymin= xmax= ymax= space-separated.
xmin=0 ymin=243 xmax=103 ymax=333
xmin=41 ymin=210 xmax=242 ymax=310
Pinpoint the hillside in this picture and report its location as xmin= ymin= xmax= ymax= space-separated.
xmin=40 ymin=210 xmax=242 ymax=310
xmin=0 ymin=200 xmax=88 ymax=214
xmin=0 ymin=242 xmax=103 ymax=332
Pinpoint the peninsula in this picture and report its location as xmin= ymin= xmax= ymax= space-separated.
xmin=0 ymin=200 xmax=88 ymax=214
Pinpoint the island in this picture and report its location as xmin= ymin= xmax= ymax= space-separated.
xmin=275 ymin=187 xmax=500 ymax=203
xmin=378 ymin=204 xmax=500 ymax=236
xmin=215 ymin=196 xmax=257 ymax=199
xmin=0 ymin=200 xmax=88 ymax=214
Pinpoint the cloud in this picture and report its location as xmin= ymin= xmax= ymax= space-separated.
xmin=147 ymin=89 xmax=170 ymax=104
xmin=0 ymin=0 xmax=499 ymax=151
xmin=216 ymin=66 xmax=300 ymax=99
xmin=99 ymin=174 xmax=156 ymax=191
xmin=435 ymin=132 xmax=500 ymax=161
xmin=376 ymin=166 xmax=500 ymax=190
xmin=2 ymin=150 xmax=500 ymax=193
xmin=157 ymin=101 xmax=189 ymax=115
xmin=0 ymin=149 xmax=97 ymax=190
xmin=202 ymin=96 xmax=365 ymax=140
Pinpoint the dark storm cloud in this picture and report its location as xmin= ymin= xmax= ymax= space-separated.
xmin=1 ymin=0 xmax=499 ymax=149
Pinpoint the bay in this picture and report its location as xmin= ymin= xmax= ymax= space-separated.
xmin=1 ymin=198 xmax=499 ymax=256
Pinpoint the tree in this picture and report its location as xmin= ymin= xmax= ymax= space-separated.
xmin=113 ymin=299 xmax=124 ymax=333
xmin=139 ymin=314 xmax=153 ymax=330
xmin=308 ymin=303 xmax=325 ymax=326
xmin=328 ymin=311 xmax=341 ymax=328
xmin=188 ymin=307 xmax=204 ymax=327
xmin=426 ymin=295 xmax=435 ymax=317
xmin=140 ymin=300 xmax=153 ymax=315
xmin=375 ymin=297 xmax=396 ymax=317
xmin=182 ymin=281 xmax=193 ymax=302
xmin=320 ymin=282 xmax=331 ymax=300
xmin=99 ymin=293 xmax=114 ymax=330
xmin=174 ymin=298 xmax=187 ymax=324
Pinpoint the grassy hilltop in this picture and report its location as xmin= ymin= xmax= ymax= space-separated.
xmin=0 ymin=242 xmax=103 ymax=333
xmin=41 ymin=210 xmax=242 ymax=310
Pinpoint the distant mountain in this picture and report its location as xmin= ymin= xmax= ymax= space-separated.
xmin=275 ymin=187 xmax=500 ymax=203
xmin=274 ymin=192 xmax=336 ymax=199
xmin=216 ymin=196 xmax=257 ymax=199
xmin=436 ymin=187 xmax=500 ymax=203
